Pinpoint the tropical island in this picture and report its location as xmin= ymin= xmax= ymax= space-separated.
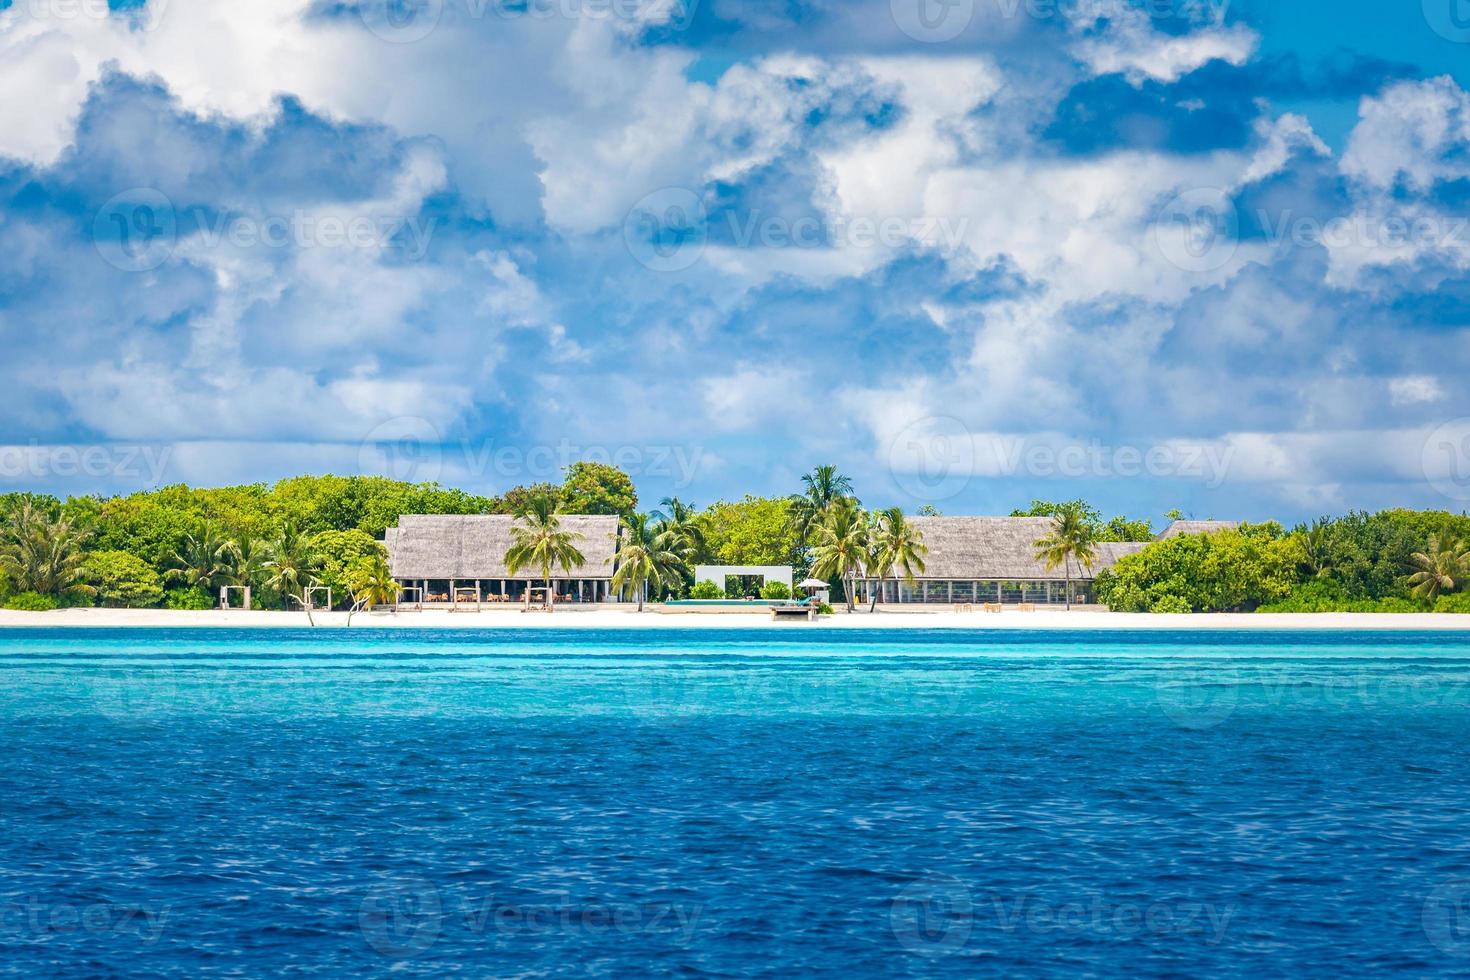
xmin=0 ymin=461 xmax=1467 ymax=624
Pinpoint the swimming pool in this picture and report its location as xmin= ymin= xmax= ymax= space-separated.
xmin=2 ymin=628 xmax=1468 ymax=976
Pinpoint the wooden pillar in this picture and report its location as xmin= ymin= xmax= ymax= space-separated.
xmin=450 ymin=578 xmax=457 ymax=608
xmin=947 ymin=581 xmax=953 ymax=604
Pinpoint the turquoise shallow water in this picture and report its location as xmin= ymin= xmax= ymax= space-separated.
xmin=3 ymin=628 xmax=1470 ymax=976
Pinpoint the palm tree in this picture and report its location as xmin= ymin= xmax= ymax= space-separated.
xmin=1033 ymin=502 xmax=1099 ymax=610
xmin=223 ymin=535 xmax=270 ymax=591
xmin=348 ymin=553 xmax=403 ymax=611
xmin=867 ymin=507 xmax=928 ymax=612
xmin=1301 ymin=519 xmax=1333 ymax=579
xmin=1408 ymin=534 xmax=1467 ymax=602
xmin=788 ymin=465 xmax=858 ymax=542
xmin=263 ymin=524 xmax=319 ymax=608
xmin=654 ymin=497 xmax=704 ymax=557
xmin=168 ymin=526 xmax=233 ymax=596
xmin=653 ymin=496 xmax=702 ymax=595
xmin=809 ymin=497 xmax=869 ymax=613
xmin=0 ymin=501 xmax=93 ymax=599
xmin=611 ymin=513 xmax=683 ymax=611
xmin=505 ymin=490 xmax=586 ymax=610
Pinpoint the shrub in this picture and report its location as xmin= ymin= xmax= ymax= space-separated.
xmin=1435 ymin=592 xmax=1470 ymax=614
xmin=1095 ymin=524 xmax=1303 ymax=613
xmin=817 ymin=602 xmax=835 ymax=615
xmin=164 ymin=586 xmax=214 ymax=611
xmin=1149 ymin=595 xmax=1193 ymax=614
xmin=760 ymin=581 xmax=792 ymax=600
xmin=5 ymin=592 xmax=59 ymax=611
xmin=81 ymin=551 xmax=165 ymax=608
xmin=1257 ymin=581 xmax=1425 ymax=613
xmin=690 ymin=580 xmax=723 ymax=600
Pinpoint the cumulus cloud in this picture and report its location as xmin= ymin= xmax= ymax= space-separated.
xmin=0 ymin=0 xmax=1467 ymax=516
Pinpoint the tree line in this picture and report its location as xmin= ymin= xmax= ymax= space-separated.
xmin=0 ymin=462 xmax=1463 ymax=614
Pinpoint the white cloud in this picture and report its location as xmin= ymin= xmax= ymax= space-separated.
xmin=1389 ymin=376 xmax=1445 ymax=406
xmin=1065 ymin=0 xmax=1257 ymax=84
xmin=1342 ymin=77 xmax=1470 ymax=191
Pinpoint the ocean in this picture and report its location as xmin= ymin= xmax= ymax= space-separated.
xmin=2 ymin=627 xmax=1468 ymax=976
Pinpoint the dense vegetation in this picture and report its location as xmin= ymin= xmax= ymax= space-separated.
xmin=0 ymin=462 xmax=1466 ymax=614
xmin=1094 ymin=510 xmax=1470 ymax=613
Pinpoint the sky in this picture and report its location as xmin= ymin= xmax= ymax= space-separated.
xmin=1 ymin=0 xmax=1469 ymax=525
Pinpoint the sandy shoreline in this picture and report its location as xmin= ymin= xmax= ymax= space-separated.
xmin=0 ymin=607 xmax=1467 ymax=630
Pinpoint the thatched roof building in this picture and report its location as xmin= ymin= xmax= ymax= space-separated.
xmin=385 ymin=514 xmax=620 ymax=582
xmin=864 ymin=516 xmax=1238 ymax=605
xmin=905 ymin=517 xmax=1149 ymax=581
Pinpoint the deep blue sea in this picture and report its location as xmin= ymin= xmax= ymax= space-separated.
xmin=3 ymin=628 xmax=1470 ymax=977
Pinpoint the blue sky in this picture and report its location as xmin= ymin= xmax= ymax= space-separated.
xmin=1 ymin=0 xmax=1469 ymax=525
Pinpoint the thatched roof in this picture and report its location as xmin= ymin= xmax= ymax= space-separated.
xmin=905 ymin=517 xmax=1148 ymax=581
xmin=1156 ymin=520 xmax=1240 ymax=540
xmin=385 ymin=514 xmax=620 ymax=580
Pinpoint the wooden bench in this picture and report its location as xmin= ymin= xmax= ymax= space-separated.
xmin=770 ymin=604 xmax=817 ymax=622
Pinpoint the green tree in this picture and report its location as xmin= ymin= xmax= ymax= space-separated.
xmin=809 ymin=498 xmax=868 ymax=613
xmin=223 ymin=535 xmax=271 ymax=592
xmin=347 ymin=552 xmax=403 ymax=611
xmin=788 ymin=465 xmax=857 ymax=542
xmin=81 ymin=551 xmax=165 ymax=608
xmin=1102 ymin=516 xmax=1153 ymax=543
xmin=1407 ymin=535 xmax=1467 ymax=603
xmin=1033 ymin=502 xmax=1099 ymax=610
xmin=867 ymin=507 xmax=928 ymax=612
xmin=651 ymin=497 xmax=702 ymax=597
xmin=611 ymin=513 xmax=682 ymax=611
xmin=262 ymin=524 xmax=320 ymax=609
xmin=166 ymin=526 xmax=233 ymax=596
xmin=0 ymin=502 xmax=94 ymax=600
xmin=560 ymin=462 xmax=637 ymax=517
xmin=505 ymin=490 xmax=586 ymax=605
xmin=1299 ymin=518 xmax=1334 ymax=579
xmin=654 ymin=497 xmax=704 ymax=557
xmin=311 ymin=529 xmax=386 ymax=608
xmin=1095 ymin=524 xmax=1305 ymax=613
xmin=696 ymin=496 xmax=803 ymax=568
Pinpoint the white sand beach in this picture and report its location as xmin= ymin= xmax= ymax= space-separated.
xmin=1 ymin=607 xmax=1468 ymax=630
